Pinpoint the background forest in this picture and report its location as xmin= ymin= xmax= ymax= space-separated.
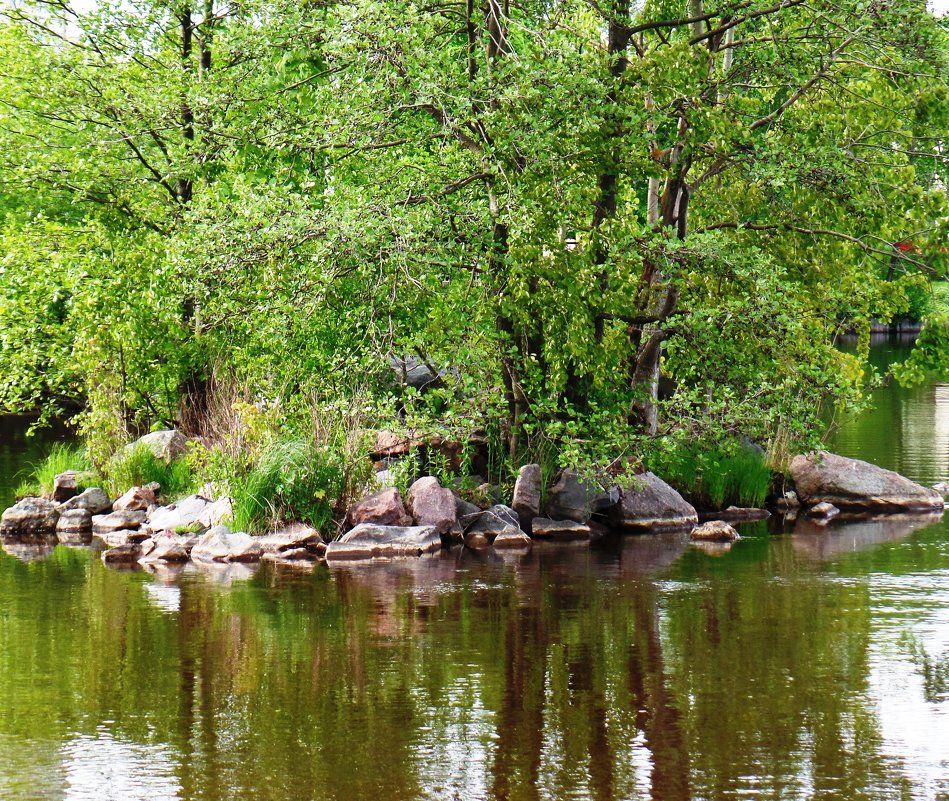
xmin=0 ymin=0 xmax=946 ymax=524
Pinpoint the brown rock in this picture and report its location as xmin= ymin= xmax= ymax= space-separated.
xmin=52 ymin=471 xmax=79 ymax=504
xmin=347 ymin=488 xmax=412 ymax=528
xmin=690 ymin=520 xmax=740 ymax=542
xmin=1 ymin=497 xmax=60 ymax=536
xmin=113 ymin=485 xmax=159 ymax=513
xmin=92 ymin=509 xmax=146 ymax=535
xmin=56 ymin=508 xmax=92 ymax=545
xmin=530 ymin=517 xmax=592 ymax=541
xmin=325 ymin=524 xmax=441 ymax=561
xmin=406 ymin=477 xmax=456 ymax=534
xmin=512 ymin=464 xmax=542 ymax=530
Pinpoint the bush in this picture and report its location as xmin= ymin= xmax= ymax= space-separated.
xmin=14 ymin=443 xmax=94 ymax=498
xmin=106 ymin=444 xmax=196 ymax=501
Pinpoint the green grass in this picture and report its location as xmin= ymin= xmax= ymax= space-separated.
xmin=14 ymin=443 xmax=94 ymax=499
xmin=933 ymin=281 xmax=949 ymax=316
xmin=107 ymin=444 xmax=196 ymax=501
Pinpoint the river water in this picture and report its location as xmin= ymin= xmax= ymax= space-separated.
xmin=0 ymin=338 xmax=947 ymax=801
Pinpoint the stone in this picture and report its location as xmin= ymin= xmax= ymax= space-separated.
xmin=113 ymin=484 xmax=159 ymax=513
xmin=530 ymin=517 xmax=592 ymax=541
xmin=773 ymin=490 xmax=800 ymax=512
xmin=718 ymin=506 xmax=771 ymax=521
xmin=138 ymin=535 xmax=192 ymax=563
xmin=512 ymin=464 xmax=542 ymax=530
xmin=197 ymin=496 xmax=233 ymax=528
xmin=191 ymin=526 xmax=263 ymax=563
xmin=325 ymin=524 xmax=441 ymax=561
xmin=591 ymin=486 xmax=621 ymax=514
xmin=463 ymin=530 xmax=492 ymax=549
xmin=148 ymin=494 xmax=210 ymax=531
xmin=608 ymin=473 xmax=699 ymax=530
xmin=493 ymin=529 xmax=533 ymax=549
xmin=933 ymin=482 xmax=949 ymax=496
xmin=56 ymin=508 xmax=92 ymax=544
xmin=261 ymin=547 xmax=318 ymax=563
xmin=370 ymin=430 xmax=420 ymax=459
xmin=92 ymin=509 xmax=146 ymax=535
xmin=102 ymin=542 xmax=142 ymax=563
xmin=58 ymin=487 xmax=112 ymax=515
xmin=790 ymin=451 xmax=944 ymax=512
xmin=690 ymin=520 xmax=740 ymax=542
xmin=1 ymin=497 xmax=60 ymax=536
xmin=545 ymin=469 xmax=596 ymax=523
xmin=455 ymin=495 xmax=482 ymax=518
xmin=52 ymin=471 xmax=78 ymax=504
xmin=99 ymin=528 xmax=150 ymax=548
xmin=807 ymin=501 xmax=840 ymax=519
xmin=258 ymin=523 xmax=325 ymax=556
xmin=405 ymin=477 xmax=456 ymax=534
xmin=346 ymin=488 xmax=412 ymax=528
xmin=460 ymin=504 xmax=523 ymax=540
xmin=128 ymin=429 xmax=189 ymax=462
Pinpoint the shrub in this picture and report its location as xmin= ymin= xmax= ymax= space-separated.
xmin=14 ymin=443 xmax=95 ymax=498
xmin=106 ymin=444 xmax=196 ymax=501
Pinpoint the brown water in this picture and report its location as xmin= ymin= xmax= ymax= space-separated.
xmin=0 ymin=343 xmax=947 ymax=801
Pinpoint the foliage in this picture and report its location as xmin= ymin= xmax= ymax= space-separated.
xmin=106 ymin=445 xmax=196 ymax=502
xmin=13 ymin=443 xmax=93 ymax=499
xmin=892 ymin=314 xmax=949 ymax=387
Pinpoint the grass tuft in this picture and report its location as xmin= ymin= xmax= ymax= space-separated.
xmin=106 ymin=444 xmax=196 ymax=501
xmin=14 ymin=443 xmax=94 ymax=498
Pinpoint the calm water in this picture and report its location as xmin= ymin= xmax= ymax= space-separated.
xmin=1 ymin=343 xmax=947 ymax=801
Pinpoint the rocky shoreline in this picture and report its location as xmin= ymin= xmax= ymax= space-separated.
xmin=1 ymin=432 xmax=945 ymax=570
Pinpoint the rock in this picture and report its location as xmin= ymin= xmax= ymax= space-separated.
xmin=325 ymin=524 xmax=441 ymax=561
xmin=690 ymin=520 xmax=740 ymax=542
xmin=790 ymin=451 xmax=944 ymax=512
xmin=58 ymin=487 xmax=112 ymax=515
xmin=405 ymin=477 xmax=456 ymax=534
xmin=92 ymin=509 xmax=146 ymax=535
xmin=512 ymin=464 xmax=542 ymax=530
xmin=718 ymin=506 xmax=771 ymax=521
xmin=933 ymin=482 xmax=949 ymax=496
xmin=370 ymin=430 xmax=420 ymax=459
xmin=99 ymin=528 xmax=150 ymax=548
xmin=56 ymin=508 xmax=92 ymax=544
xmin=608 ymin=473 xmax=699 ymax=530
xmin=258 ymin=523 xmax=325 ymax=556
xmin=493 ymin=529 xmax=533 ymax=549
xmin=191 ymin=526 xmax=263 ymax=563
xmin=197 ymin=496 xmax=233 ymax=528
xmin=773 ymin=490 xmax=800 ymax=512
xmin=807 ymin=501 xmax=840 ymax=519
xmin=591 ymin=486 xmax=621 ymax=514
xmin=346 ymin=488 xmax=412 ymax=528
xmin=113 ymin=484 xmax=159 ymax=513
xmin=1 ymin=497 xmax=60 ymax=536
xmin=530 ymin=517 xmax=592 ymax=541
xmin=138 ymin=535 xmax=192 ymax=563
xmin=148 ymin=494 xmax=210 ymax=531
xmin=389 ymin=355 xmax=444 ymax=392
xmin=128 ymin=429 xmax=189 ymax=463
xmin=102 ymin=542 xmax=142 ymax=563
xmin=460 ymin=504 xmax=522 ymax=539
xmin=464 ymin=530 xmax=492 ymax=549
xmin=52 ymin=471 xmax=78 ymax=503
xmin=545 ymin=469 xmax=595 ymax=523
xmin=454 ymin=495 xmax=482 ymax=518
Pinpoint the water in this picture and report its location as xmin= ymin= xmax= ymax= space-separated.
xmin=0 ymin=345 xmax=947 ymax=801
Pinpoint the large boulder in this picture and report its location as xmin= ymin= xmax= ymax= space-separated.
xmin=56 ymin=508 xmax=93 ymax=545
xmin=113 ymin=484 xmax=159 ymax=513
xmin=1 ymin=497 xmax=60 ymax=536
xmin=790 ymin=451 xmax=944 ymax=512
xmin=92 ymin=509 xmax=146 ymax=535
xmin=545 ymin=469 xmax=594 ymax=523
xmin=325 ymin=524 xmax=441 ymax=561
xmin=608 ymin=473 xmax=698 ymax=530
xmin=58 ymin=487 xmax=111 ymax=515
xmin=512 ymin=464 xmax=542 ymax=530
xmin=346 ymin=488 xmax=412 ymax=528
xmin=191 ymin=526 xmax=263 ymax=563
xmin=52 ymin=471 xmax=79 ymax=504
xmin=148 ymin=494 xmax=210 ymax=532
xmin=128 ymin=429 xmax=189 ymax=463
xmin=460 ymin=504 xmax=522 ymax=537
xmin=405 ymin=477 xmax=456 ymax=534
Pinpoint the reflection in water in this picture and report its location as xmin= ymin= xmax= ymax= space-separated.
xmin=791 ymin=513 xmax=944 ymax=559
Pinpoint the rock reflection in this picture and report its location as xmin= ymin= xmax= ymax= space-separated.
xmin=792 ymin=512 xmax=944 ymax=559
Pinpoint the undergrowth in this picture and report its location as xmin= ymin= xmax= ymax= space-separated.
xmin=106 ymin=444 xmax=197 ymax=501
xmin=15 ymin=443 xmax=95 ymax=498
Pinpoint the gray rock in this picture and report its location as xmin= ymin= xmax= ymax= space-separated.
xmin=99 ymin=528 xmax=150 ymax=548
xmin=719 ymin=506 xmax=771 ymax=521
xmin=591 ymin=486 xmax=621 ymax=513
xmin=127 ymin=429 xmax=189 ymax=463
xmin=1 ymin=497 xmax=60 ymax=536
xmin=790 ymin=451 xmax=944 ymax=512
xmin=531 ymin=517 xmax=592 ymax=541
xmin=258 ymin=523 xmax=325 ymax=556
xmin=58 ymin=487 xmax=111 ymax=515
xmin=512 ymin=464 xmax=542 ymax=529
xmin=346 ymin=488 xmax=412 ymax=528
xmin=138 ymin=535 xmax=192 ymax=563
xmin=460 ymin=504 xmax=522 ymax=537
xmin=608 ymin=473 xmax=699 ymax=530
xmin=455 ymin=495 xmax=482 ymax=518
xmin=325 ymin=524 xmax=441 ymax=561
xmin=493 ymin=529 xmax=533 ymax=549
xmin=545 ymin=469 xmax=596 ymax=523
xmin=463 ymin=530 xmax=492 ymax=550
xmin=56 ymin=508 xmax=92 ymax=544
xmin=148 ymin=494 xmax=210 ymax=531
xmin=197 ymin=496 xmax=233 ymax=528
xmin=92 ymin=509 xmax=146 ymax=535
xmin=934 ymin=482 xmax=949 ymax=496
xmin=406 ymin=477 xmax=456 ymax=534
xmin=690 ymin=520 xmax=740 ymax=542
xmin=389 ymin=355 xmax=444 ymax=392
xmin=807 ymin=501 xmax=840 ymax=519
xmin=191 ymin=526 xmax=263 ymax=563
xmin=113 ymin=484 xmax=159 ymax=513
xmin=102 ymin=542 xmax=142 ymax=563
xmin=52 ymin=471 xmax=78 ymax=504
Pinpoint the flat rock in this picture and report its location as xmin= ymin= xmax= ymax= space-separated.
xmin=113 ymin=484 xmax=159 ymax=513
xmin=512 ymin=464 xmax=542 ymax=529
xmin=56 ymin=508 xmax=92 ymax=545
xmin=128 ymin=429 xmax=188 ymax=462
xmin=102 ymin=542 xmax=142 ymax=563
xmin=690 ymin=520 xmax=740 ymax=542
xmin=258 ymin=524 xmax=325 ymax=556
xmin=58 ymin=487 xmax=111 ymax=515
xmin=712 ymin=506 xmax=771 ymax=521
xmin=772 ymin=491 xmax=800 ymax=512
xmin=807 ymin=501 xmax=840 ymax=519
xmin=608 ymin=473 xmax=699 ymax=530
xmin=191 ymin=526 xmax=263 ymax=563
xmin=325 ymin=524 xmax=441 ymax=561
xmin=790 ymin=451 xmax=944 ymax=512
xmin=92 ymin=509 xmax=146 ymax=535
xmin=406 ymin=477 xmax=456 ymax=534
xmin=138 ymin=535 xmax=192 ymax=563
xmin=99 ymin=528 xmax=151 ymax=548
xmin=346 ymin=488 xmax=412 ymax=528
xmin=1 ymin=497 xmax=60 ymax=536
xmin=530 ymin=517 xmax=592 ymax=541
xmin=52 ymin=471 xmax=79 ymax=504
xmin=148 ymin=494 xmax=210 ymax=531
xmin=934 ymin=481 xmax=949 ymax=496
xmin=261 ymin=547 xmax=318 ymax=564
xmin=492 ymin=529 xmax=533 ymax=549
